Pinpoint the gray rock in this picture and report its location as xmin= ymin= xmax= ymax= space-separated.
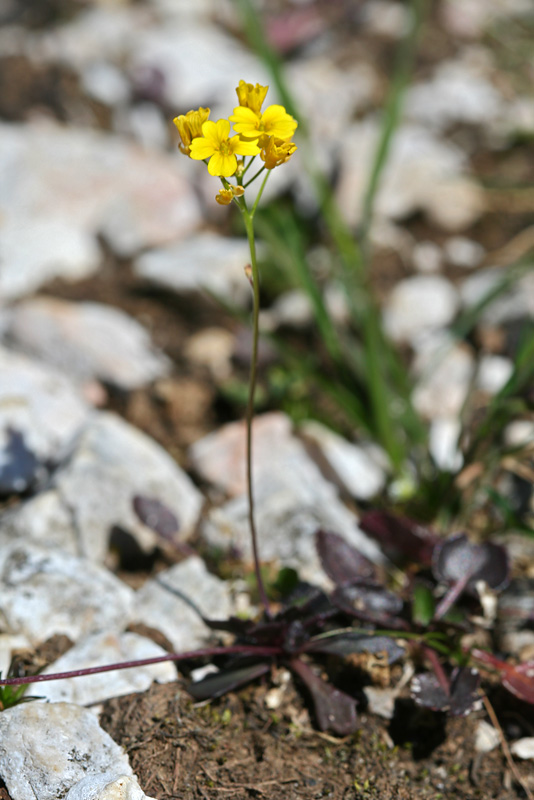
xmin=3 ymin=297 xmax=170 ymax=390
xmin=337 ymin=122 xmax=484 ymax=231
xmin=383 ymin=276 xmax=460 ymax=344
xmin=0 ymin=346 xmax=91 ymax=461
xmin=0 ymin=218 xmax=101 ymax=302
xmin=0 ymin=702 xmax=139 ymax=800
xmin=0 ymin=121 xmax=201 ymax=273
xmin=81 ymin=61 xmax=130 ymax=107
xmin=53 ymin=412 xmax=203 ymax=562
xmin=193 ymin=413 xmax=383 ymax=584
xmin=65 ymin=773 xmax=155 ymax=800
xmin=135 ymin=232 xmax=254 ymax=307
xmin=412 ymin=339 xmax=475 ymax=418
xmin=299 ymin=420 xmax=387 ymax=500
xmin=444 ymin=236 xmax=485 ymax=269
xmin=0 ymin=542 xmax=134 ymax=645
xmin=0 ymin=490 xmax=78 ymax=554
xmin=133 ymin=556 xmax=233 ymax=652
xmin=38 ymin=631 xmax=176 ymax=706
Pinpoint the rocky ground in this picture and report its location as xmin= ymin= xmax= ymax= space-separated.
xmin=1 ymin=0 xmax=534 ymax=798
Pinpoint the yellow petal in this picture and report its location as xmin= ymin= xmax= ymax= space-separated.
xmin=208 ymin=152 xmax=237 ymax=177
xmin=189 ymin=137 xmax=215 ymax=160
xmin=230 ymin=135 xmax=260 ymax=157
xmin=214 ymin=118 xmax=231 ymax=142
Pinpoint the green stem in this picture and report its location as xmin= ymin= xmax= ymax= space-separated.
xmin=241 ymin=195 xmax=272 ymax=619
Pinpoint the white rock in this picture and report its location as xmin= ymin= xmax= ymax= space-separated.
xmin=66 ymin=773 xmax=155 ymax=800
xmin=264 ymin=289 xmax=314 ymax=331
xmin=53 ymin=412 xmax=203 ymax=562
xmin=0 ymin=490 xmax=78 ymax=553
xmin=133 ymin=556 xmax=233 ymax=652
xmin=337 ymin=122 xmax=483 ymax=231
xmin=82 ymin=62 xmax=130 ymax=107
xmin=412 ymin=241 xmax=443 ymax=273
xmin=299 ymin=421 xmax=387 ymax=500
xmin=38 ymin=631 xmax=176 ymax=706
xmin=475 ymin=720 xmax=500 ymax=753
xmin=183 ymin=327 xmax=235 ymax=382
xmin=383 ymin=276 xmax=460 ymax=344
xmin=429 ymin=418 xmax=463 ymax=472
xmin=476 ymin=355 xmax=513 ymax=395
xmin=413 ymin=340 xmax=475 ymax=418
xmin=504 ymin=421 xmax=534 ymax=448
xmin=0 ymin=702 xmax=136 ymax=800
xmin=0 ymin=346 xmax=91 ymax=461
xmin=444 ymin=236 xmax=485 ymax=268
xmin=0 ymin=121 xmax=201 ymax=269
xmin=3 ymin=298 xmax=170 ymax=390
xmin=511 ymin=737 xmax=534 ymax=760
xmin=0 ymin=542 xmax=134 ymax=645
xmin=0 ymin=633 xmax=31 ymax=680
xmin=0 ymin=218 xmax=101 ymax=302
xmin=460 ymin=268 xmax=534 ymax=324
xmin=135 ymin=232 xmax=254 ymax=307
xmin=405 ymin=60 xmax=503 ymax=131
xmin=195 ymin=413 xmax=383 ymax=584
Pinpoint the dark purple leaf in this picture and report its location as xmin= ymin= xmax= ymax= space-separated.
xmin=359 ymin=511 xmax=438 ymax=566
xmin=411 ymin=667 xmax=481 ymax=716
xmin=290 ymin=657 xmax=359 ymax=735
xmin=304 ymin=633 xmax=405 ymax=664
xmin=332 ymin=584 xmax=407 ymax=628
xmin=315 ymin=530 xmax=376 ymax=586
xmin=432 ymin=534 xmax=509 ymax=592
xmin=133 ymin=495 xmax=180 ymax=540
xmin=187 ymin=662 xmax=271 ymax=701
xmin=0 ymin=428 xmax=41 ymax=496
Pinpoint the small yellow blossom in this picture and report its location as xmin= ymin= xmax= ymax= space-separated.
xmin=229 ymin=104 xmax=298 ymax=143
xmin=189 ymin=119 xmax=260 ymax=177
xmin=173 ymin=107 xmax=210 ymax=155
xmin=235 ymin=80 xmax=268 ymax=115
xmin=260 ymin=136 xmax=297 ymax=169
xmin=215 ymin=185 xmax=245 ymax=205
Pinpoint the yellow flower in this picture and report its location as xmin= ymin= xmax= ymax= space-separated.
xmin=189 ymin=119 xmax=260 ymax=177
xmin=173 ymin=107 xmax=210 ymax=155
xmin=215 ymin=185 xmax=245 ymax=205
xmin=229 ymin=104 xmax=298 ymax=143
xmin=235 ymin=80 xmax=268 ymax=115
xmin=260 ymin=136 xmax=297 ymax=169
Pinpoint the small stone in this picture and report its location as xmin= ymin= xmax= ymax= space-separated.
xmin=135 ymin=232 xmax=254 ymax=307
xmin=476 ymin=355 xmax=513 ymax=395
xmin=184 ymin=328 xmax=235 ymax=382
xmin=81 ymin=62 xmax=130 ymax=107
xmin=504 ymin=421 xmax=534 ymax=448
xmin=65 ymin=773 xmax=155 ymax=800
xmin=460 ymin=268 xmax=534 ymax=325
xmin=413 ymin=338 xmax=475 ymax=418
xmin=429 ymin=418 xmax=463 ymax=472
xmin=383 ymin=276 xmax=460 ymax=344
xmin=3 ymin=298 xmax=170 ymax=390
xmin=133 ymin=556 xmax=233 ymax=652
xmin=38 ymin=631 xmax=176 ymax=705
xmin=444 ymin=236 xmax=485 ymax=269
xmin=0 ymin=542 xmax=134 ymax=645
xmin=0 ymin=346 xmax=91 ymax=461
xmin=299 ymin=421 xmax=387 ymax=500
xmin=511 ymin=737 xmax=534 ymax=760
xmin=52 ymin=412 xmax=203 ymax=562
xmin=475 ymin=720 xmax=500 ymax=754
xmin=412 ymin=241 xmax=443 ymax=273
xmin=0 ymin=702 xmax=136 ymax=800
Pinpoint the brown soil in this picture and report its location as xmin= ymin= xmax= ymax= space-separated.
xmin=99 ymin=679 xmax=525 ymax=800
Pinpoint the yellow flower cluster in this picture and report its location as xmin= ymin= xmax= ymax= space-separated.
xmin=173 ymin=80 xmax=298 ymax=193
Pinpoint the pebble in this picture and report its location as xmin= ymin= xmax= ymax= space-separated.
xmin=476 ymin=354 xmax=513 ymax=395
xmin=133 ymin=556 xmax=233 ymax=652
xmin=38 ymin=631 xmax=176 ymax=706
xmin=474 ymin=720 xmax=500 ymax=753
xmin=66 ymin=774 xmax=155 ymax=800
xmin=183 ymin=327 xmax=235 ymax=382
xmin=0 ymin=489 xmax=78 ymax=554
xmin=0 ymin=542 xmax=134 ymax=645
xmin=412 ymin=241 xmax=443 ymax=274
xmin=383 ymin=276 xmax=460 ymax=345
xmin=52 ymin=412 xmax=203 ymax=562
xmin=135 ymin=232 xmax=254 ymax=307
xmin=0 ymin=702 xmax=145 ymax=800
xmin=444 ymin=236 xmax=485 ymax=269
xmin=429 ymin=417 xmax=463 ymax=472
xmin=337 ymin=122 xmax=483 ymax=231
xmin=0 ymin=346 xmax=91 ymax=461
xmin=299 ymin=420 xmax=387 ymax=500
xmin=81 ymin=61 xmax=131 ymax=107
xmin=2 ymin=298 xmax=171 ymax=391
xmin=460 ymin=268 xmax=534 ymax=325
xmin=412 ymin=339 xmax=475 ymax=418
xmin=504 ymin=421 xmax=534 ymax=448
xmin=511 ymin=737 xmax=534 ymax=760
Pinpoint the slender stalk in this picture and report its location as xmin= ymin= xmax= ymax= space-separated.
xmin=241 ymin=194 xmax=272 ymax=619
